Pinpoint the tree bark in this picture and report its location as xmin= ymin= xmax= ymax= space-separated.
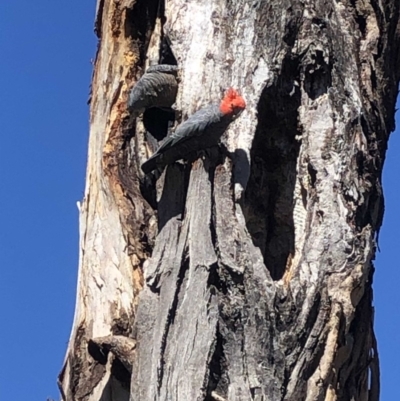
xmin=59 ymin=1 xmax=400 ymax=400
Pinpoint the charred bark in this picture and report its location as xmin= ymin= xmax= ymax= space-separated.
xmin=60 ymin=1 xmax=400 ymax=400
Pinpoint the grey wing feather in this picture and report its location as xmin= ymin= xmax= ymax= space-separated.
xmin=128 ymin=66 xmax=178 ymax=115
xmin=155 ymin=105 xmax=220 ymax=152
xmin=141 ymin=104 xmax=224 ymax=174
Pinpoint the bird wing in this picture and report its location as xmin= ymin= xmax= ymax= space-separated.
xmin=155 ymin=105 xmax=220 ymax=153
xmin=128 ymin=70 xmax=178 ymax=112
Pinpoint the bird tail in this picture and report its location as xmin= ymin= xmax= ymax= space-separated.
xmin=141 ymin=154 xmax=161 ymax=174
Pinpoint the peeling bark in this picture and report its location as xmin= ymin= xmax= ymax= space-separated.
xmin=60 ymin=1 xmax=400 ymax=400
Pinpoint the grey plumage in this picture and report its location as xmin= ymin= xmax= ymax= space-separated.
xmin=141 ymin=104 xmax=237 ymax=174
xmin=128 ymin=65 xmax=178 ymax=117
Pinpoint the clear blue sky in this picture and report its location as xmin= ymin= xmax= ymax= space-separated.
xmin=0 ymin=2 xmax=398 ymax=400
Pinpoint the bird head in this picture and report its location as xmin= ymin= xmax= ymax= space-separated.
xmin=219 ymin=88 xmax=246 ymax=116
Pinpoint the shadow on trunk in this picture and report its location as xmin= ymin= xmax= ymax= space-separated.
xmin=244 ymin=55 xmax=301 ymax=280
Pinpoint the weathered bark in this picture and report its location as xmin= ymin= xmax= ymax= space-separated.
xmin=59 ymin=1 xmax=400 ymax=401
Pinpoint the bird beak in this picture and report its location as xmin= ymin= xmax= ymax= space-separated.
xmin=234 ymin=108 xmax=244 ymax=118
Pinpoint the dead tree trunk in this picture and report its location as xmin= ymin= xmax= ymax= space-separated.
xmin=59 ymin=1 xmax=400 ymax=400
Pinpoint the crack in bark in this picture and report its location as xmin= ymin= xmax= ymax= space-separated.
xmin=157 ymin=257 xmax=189 ymax=392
